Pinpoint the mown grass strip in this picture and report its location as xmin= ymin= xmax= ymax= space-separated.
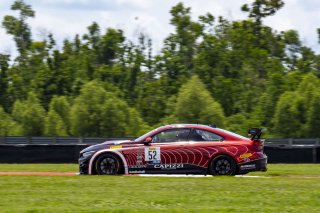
xmin=0 ymin=164 xmax=319 ymax=212
xmin=1 ymin=163 xmax=320 ymax=176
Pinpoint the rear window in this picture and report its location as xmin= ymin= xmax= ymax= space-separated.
xmin=216 ymin=128 xmax=248 ymax=140
xmin=189 ymin=129 xmax=223 ymax=141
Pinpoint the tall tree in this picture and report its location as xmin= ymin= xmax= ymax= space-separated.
xmin=241 ymin=0 xmax=284 ymax=44
xmin=0 ymin=106 xmax=21 ymax=136
xmin=44 ymin=96 xmax=70 ymax=136
xmin=70 ymin=81 xmax=147 ymax=137
xmin=156 ymin=3 xmax=203 ymax=95
xmin=44 ymin=110 xmax=68 ymax=136
xmin=305 ymin=91 xmax=320 ymax=137
xmin=99 ymin=28 xmax=125 ymax=65
xmin=83 ymin=22 xmax=101 ymax=53
xmin=70 ymin=81 xmax=107 ymax=136
xmin=11 ymin=92 xmax=46 ymax=136
xmin=273 ymin=91 xmax=306 ymax=137
xmin=2 ymin=0 xmax=35 ymax=54
xmin=173 ymin=75 xmax=225 ymax=127
xmin=0 ymin=54 xmax=10 ymax=111
xmin=226 ymin=113 xmax=262 ymax=136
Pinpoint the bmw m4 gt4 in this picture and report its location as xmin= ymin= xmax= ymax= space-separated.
xmin=79 ymin=124 xmax=267 ymax=176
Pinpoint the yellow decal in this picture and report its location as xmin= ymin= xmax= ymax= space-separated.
xmin=240 ymin=153 xmax=253 ymax=159
xmin=110 ymin=145 xmax=122 ymax=149
xmin=148 ymin=147 xmax=156 ymax=151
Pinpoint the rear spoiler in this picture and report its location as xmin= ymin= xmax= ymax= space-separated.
xmin=248 ymin=128 xmax=264 ymax=140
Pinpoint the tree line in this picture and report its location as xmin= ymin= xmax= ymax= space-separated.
xmin=1 ymin=0 xmax=320 ymax=138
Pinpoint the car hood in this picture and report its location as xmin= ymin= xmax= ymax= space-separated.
xmin=80 ymin=140 xmax=132 ymax=153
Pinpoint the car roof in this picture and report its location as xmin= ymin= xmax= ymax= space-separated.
xmin=160 ymin=124 xmax=215 ymax=131
xmin=158 ymin=124 xmax=248 ymax=141
xmin=165 ymin=124 xmax=213 ymax=128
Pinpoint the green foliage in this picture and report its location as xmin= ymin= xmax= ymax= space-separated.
xmin=48 ymin=96 xmax=70 ymax=124
xmin=0 ymin=54 xmax=10 ymax=111
xmin=1 ymin=1 xmax=320 ymax=138
xmin=226 ymin=113 xmax=262 ymax=137
xmin=241 ymin=0 xmax=285 ymax=19
xmin=98 ymin=28 xmax=124 ymax=65
xmin=125 ymin=108 xmax=151 ymax=136
xmin=135 ymin=80 xmax=167 ymax=125
xmin=2 ymin=0 xmax=35 ymax=54
xmin=12 ymin=92 xmax=46 ymax=136
xmin=273 ymin=73 xmax=320 ymax=137
xmin=70 ymin=81 xmax=109 ymax=136
xmin=241 ymin=0 xmax=285 ymax=44
xmin=274 ymin=73 xmax=320 ymax=138
xmin=44 ymin=110 xmax=68 ymax=136
xmin=70 ymin=81 xmax=148 ymax=137
xmin=99 ymin=95 xmax=129 ymax=137
xmin=0 ymin=106 xmax=21 ymax=136
xmin=44 ymin=96 xmax=70 ymax=136
xmin=306 ymin=91 xmax=320 ymax=137
xmin=273 ymin=91 xmax=306 ymax=137
xmin=173 ymin=75 xmax=225 ymax=127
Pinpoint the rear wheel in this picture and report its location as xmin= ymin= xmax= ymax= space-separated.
xmin=94 ymin=154 xmax=123 ymax=175
xmin=209 ymin=155 xmax=236 ymax=176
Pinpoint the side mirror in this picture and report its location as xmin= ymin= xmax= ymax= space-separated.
xmin=143 ymin=137 xmax=152 ymax=145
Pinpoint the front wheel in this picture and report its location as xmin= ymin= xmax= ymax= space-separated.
xmin=94 ymin=153 xmax=123 ymax=175
xmin=209 ymin=155 xmax=236 ymax=176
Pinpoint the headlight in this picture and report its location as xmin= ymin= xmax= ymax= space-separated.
xmin=82 ymin=151 xmax=96 ymax=158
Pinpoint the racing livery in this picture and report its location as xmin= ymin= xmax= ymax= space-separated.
xmin=79 ymin=124 xmax=267 ymax=175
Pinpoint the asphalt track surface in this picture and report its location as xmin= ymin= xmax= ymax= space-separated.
xmin=0 ymin=172 xmax=320 ymax=178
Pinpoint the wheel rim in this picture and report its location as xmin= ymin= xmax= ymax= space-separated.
xmin=99 ymin=157 xmax=118 ymax=175
xmin=214 ymin=158 xmax=232 ymax=175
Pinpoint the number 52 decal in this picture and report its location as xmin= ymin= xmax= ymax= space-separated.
xmin=144 ymin=147 xmax=161 ymax=162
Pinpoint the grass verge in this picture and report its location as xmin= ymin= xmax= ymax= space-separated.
xmin=0 ymin=164 xmax=319 ymax=212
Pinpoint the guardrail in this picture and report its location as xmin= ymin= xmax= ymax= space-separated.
xmin=0 ymin=137 xmax=319 ymax=163
xmin=0 ymin=136 xmax=320 ymax=146
xmin=265 ymin=138 xmax=320 ymax=147
xmin=0 ymin=136 xmax=134 ymax=145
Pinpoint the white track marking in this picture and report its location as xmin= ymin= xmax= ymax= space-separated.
xmin=127 ymin=174 xmax=271 ymax=178
xmin=136 ymin=174 xmax=212 ymax=178
xmin=235 ymin=175 xmax=270 ymax=178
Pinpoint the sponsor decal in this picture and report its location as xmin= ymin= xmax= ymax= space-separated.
xmin=240 ymin=153 xmax=253 ymax=159
xmin=128 ymin=165 xmax=147 ymax=169
xmin=145 ymin=147 xmax=161 ymax=162
xmin=136 ymin=148 xmax=144 ymax=164
xmin=110 ymin=145 xmax=122 ymax=149
xmin=113 ymin=140 xmax=129 ymax=145
xmin=148 ymin=160 xmax=161 ymax=164
xmin=240 ymin=164 xmax=256 ymax=170
xmin=154 ymin=164 xmax=184 ymax=170
xmin=128 ymin=170 xmax=145 ymax=174
xmin=243 ymin=158 xmax=250 ymax=162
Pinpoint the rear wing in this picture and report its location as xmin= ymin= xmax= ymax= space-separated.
xmin=248 ymin=128 xmax=264 ymax=140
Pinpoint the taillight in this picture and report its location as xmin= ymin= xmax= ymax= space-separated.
xmin=252 ymin=139 xmax=264 ymax=151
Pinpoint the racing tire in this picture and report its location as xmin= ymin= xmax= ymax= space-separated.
xmin=94 ymin=153 xmax=123 ymax=175
xmin=209 ymin=155 xmax=236 ymax=176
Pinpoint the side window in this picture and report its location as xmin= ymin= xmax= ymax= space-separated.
xmin=189 ymin=129 xmax=223 ymax=141
xmin=152 ymin=129 xmax=191 ymax=143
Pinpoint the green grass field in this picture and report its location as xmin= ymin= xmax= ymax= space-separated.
xmin=0 ymin=164 xmax=319 ymax=212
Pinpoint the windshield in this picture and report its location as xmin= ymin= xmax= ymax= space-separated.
xmin=134 ymin=128 xmax=159 ymax=142
xmin=216 ymin=128 xmax=248 ymax=140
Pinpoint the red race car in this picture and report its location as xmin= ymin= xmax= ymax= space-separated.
xmin=79 ymin=124 xmax=267 ymax=175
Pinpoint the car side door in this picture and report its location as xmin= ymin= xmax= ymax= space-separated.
xmin=144 ymin=128 xmax=191 ymax=173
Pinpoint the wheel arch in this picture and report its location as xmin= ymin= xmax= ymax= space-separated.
xmin=88 ymin=149 xmax=128 ymax=175
xmin=207 ymin=153 xmax=238 ymax=174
